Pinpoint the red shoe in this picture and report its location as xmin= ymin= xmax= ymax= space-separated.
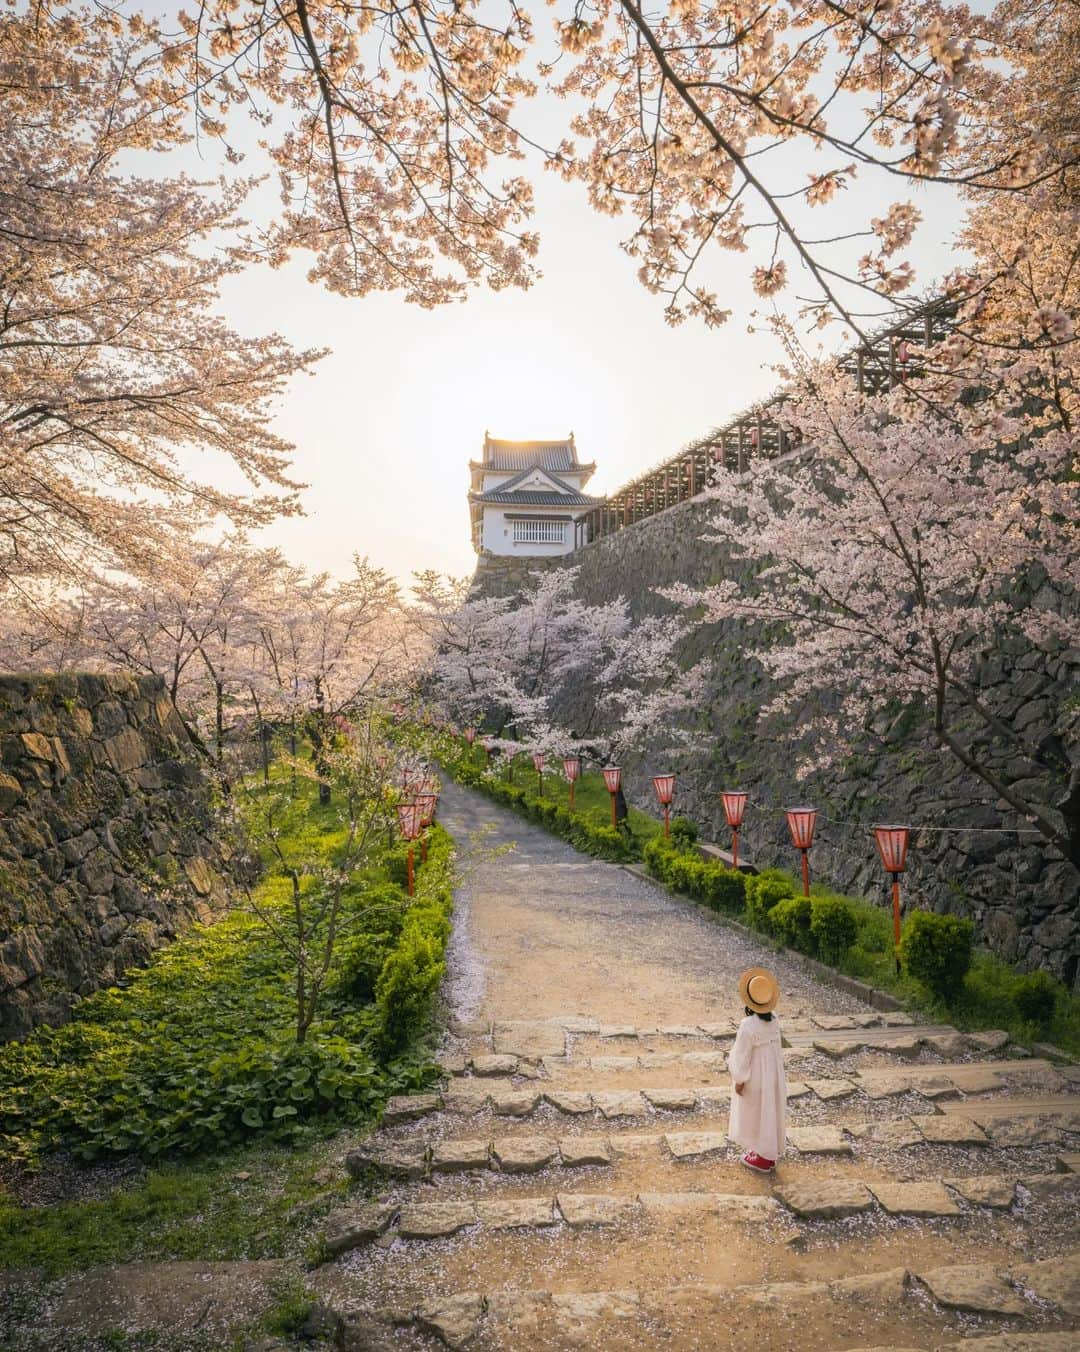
xmin=740 ymin=1152 xmax=775 ymax=1173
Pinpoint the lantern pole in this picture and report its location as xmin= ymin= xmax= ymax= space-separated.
xmin=603 ymin=766 xmax=622 ymax=829
xmin=785 ymin=808 xmax=817 ymax=898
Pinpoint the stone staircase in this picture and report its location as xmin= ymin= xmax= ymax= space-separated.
xmin=312 ymin=1011 xmax=1080 ymax=1350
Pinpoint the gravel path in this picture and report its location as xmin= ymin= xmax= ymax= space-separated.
xmin=437 ymin=780 xmax=860 ymax=1027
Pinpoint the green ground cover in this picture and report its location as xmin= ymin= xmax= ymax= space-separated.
xmin=0 ymin=752 xmax=455 ymax=1282
xmin=0 ymin=1133 xmax=345 ymax=1278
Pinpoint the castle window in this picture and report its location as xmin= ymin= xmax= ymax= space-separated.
xmin=513 ymin=519 xmax=565 ymax=544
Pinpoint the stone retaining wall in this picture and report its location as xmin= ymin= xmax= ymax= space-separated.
xmin=0 ymin=673 xmax=228 ymax=1039
xmin=474 ymin=498 xmax=1080 ymax=989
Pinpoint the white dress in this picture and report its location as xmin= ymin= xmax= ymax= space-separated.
xmin=727 ymin=1013 xmax=787 ymax=1161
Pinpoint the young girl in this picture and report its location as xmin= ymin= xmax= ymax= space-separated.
xmin=727 ymin=967 xmax=787 ymax=1173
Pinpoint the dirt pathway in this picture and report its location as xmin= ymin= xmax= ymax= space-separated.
xmin=436 ymin=779 xmax=860 ymax=1028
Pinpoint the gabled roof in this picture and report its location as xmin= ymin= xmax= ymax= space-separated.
xmin=471 ymin=464 xmax=601 ymax=509
xmin=485 ymin=465 xmax=578 ymax=496
xmin=470 ymin=488 xmax=600 ymax=508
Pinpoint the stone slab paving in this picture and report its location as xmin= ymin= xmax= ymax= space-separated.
xmin=323 ymin=1168 xmax=1078 ymax=1254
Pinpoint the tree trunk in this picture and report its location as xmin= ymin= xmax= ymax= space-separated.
xmin=312 ymin=676 xmax=331 ymax=806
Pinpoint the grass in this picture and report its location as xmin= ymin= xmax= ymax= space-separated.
xmin=0 ymin=1132 xmax=349 ymax=1278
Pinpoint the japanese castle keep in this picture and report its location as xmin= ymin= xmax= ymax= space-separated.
xmin=469 ymin=433 xmax=601 ymax=557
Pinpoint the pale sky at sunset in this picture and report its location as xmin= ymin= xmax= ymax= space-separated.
xmin=160 ymin=7 xmax=975 ymax=589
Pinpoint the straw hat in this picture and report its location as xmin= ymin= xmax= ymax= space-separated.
xmin=739 ymin=967 xmax=780 ymax=1014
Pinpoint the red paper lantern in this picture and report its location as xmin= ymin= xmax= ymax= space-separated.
xmin=652 ymin=773 xmax=676 ymax=838
xmin=873 ymin=825 xmax=910 ymax=874
xmin=721 ymin=790 xmax=747 ymax=869
xmin=415 ymin=792 xmax=437 ymax=827
xmin=603 ymin=765 xmax=622 ymax=828
xmin=720 ymin=791 xmax=747 ymax=828
xmin=465 ymin=727 xmax=476 ymax=744
xmin=786 ymin=807 xmax=817 ymax=896
xmin=532 ymin=752 xmax=545 ymax=773
xmin=785 ymin=807 xmax=817 ymax=851
xmin=563 ymin=756 xmax=581 ymax=811
xmin=396 ymin=801 xmax=422 ymax=841
xmin=896 ymin=338 xmax=910 ymax=365
xmin=873 ymin=824 xmax=911 ymax=972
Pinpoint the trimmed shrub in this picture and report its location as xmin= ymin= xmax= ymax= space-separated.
xmin=901 ymin=910 xmax=974 ymax=999
xmin=701 ymin=866 xmax=747 ymax=912
xmin=769 ymin=896 xmax=814 ymax=953
xmin=744 ymin=873 xmax=795 ymax=930
xmin=644 ymin=837 xmax=747 ymax=915
xmin=1012 ymin=970 xmax=1059 ymax=1030
xmin=670 ymin=816 xmax=698 ymax=846
xmin=810 ymin=894 xmax=858 ymax=964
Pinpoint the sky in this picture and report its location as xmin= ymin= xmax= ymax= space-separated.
xmin=172 ymin=16 xmax=976 ymax=589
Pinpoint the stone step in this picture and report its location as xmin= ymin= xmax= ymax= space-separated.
xmin=347 ymin=1104 xmax=1080 ymax=1181
xmin=324 ymin=1171 xmax=1079 ymax=1254
xmin=450 ymin=1052 xmax=1056 ymax=1097
xmin=451 ymin=1011 xmax=927 ymax=1047
xmin=450 ymin=1024 xmax=1002 ymax=1078
xmin=385 ymin=1063 xmax=1072 ymax=1127
xmin=311 ymin=1251 xmax=1080 ymax=1350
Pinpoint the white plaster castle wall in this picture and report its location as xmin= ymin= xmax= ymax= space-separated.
xmin=481 ymin=508 xmax=578 ymax=556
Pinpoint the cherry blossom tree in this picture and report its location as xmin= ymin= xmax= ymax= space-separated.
xmin=55 ymin=536 xmax=292 ymax=758
xmin=255 ymin=557 xmax=418 ymax=801
xmin=232 ymin=715 xmax=400 ymax=1043
xmin=121 ymin=0 xmax=1072 ymax=348
xmin=415 ymin=566 xmax=707 ymax=768
xmin=1 ymin=7 xmax=319 ymax=599
xmin=663 ymin=329 xmax=1079 ymax=869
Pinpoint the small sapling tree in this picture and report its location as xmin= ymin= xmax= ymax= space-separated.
xmin=233 ymin=715 xmax=398 ymax=1043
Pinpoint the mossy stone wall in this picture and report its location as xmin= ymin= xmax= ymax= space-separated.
xmin=0 ymin=673 xmax=227 ymax=1039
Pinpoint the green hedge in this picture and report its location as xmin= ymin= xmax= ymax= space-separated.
xmin=371 ymin=827 xmax=455 ymax=1055
xmin=445 ymin=759 xmax=639 ymax=862
xmin=900 ymin=910 xmax=974 ymax=999
xmin=642 ymin=836 xmax=747 ymax=913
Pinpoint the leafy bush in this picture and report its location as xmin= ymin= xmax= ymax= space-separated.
xmin=643 ymin=836 xmax=746 ymax=914
xmin=370 ymin=829 xmax=455 ymax=1055
xmin=701 ymin=866 xmax=747 ymax=912
xmin=769 ymin=896 xmax=814 ymax=953
xmin=901 ymin=910 xmax=974 ymax=999
xmin=670 ymin=816 xmax=698 ymax=846
xmin=1012 ymin=970 xmax=1059 ymax=1031
xmin=810 ymin=894 xmax=859 ymax=964
xmin=744 ymin=872 xmax=796 ymax=930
